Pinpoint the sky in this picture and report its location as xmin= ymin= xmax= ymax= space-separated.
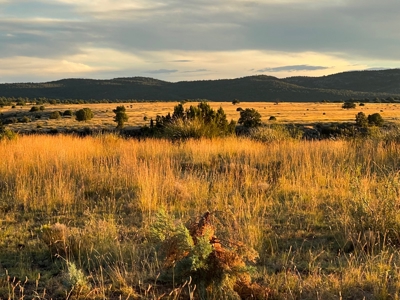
xmin=0 ymin=0 xmax=399 ymax=83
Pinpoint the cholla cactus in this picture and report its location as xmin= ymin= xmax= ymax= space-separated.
xmin=150 ymin=210 xmax=270 ymax=299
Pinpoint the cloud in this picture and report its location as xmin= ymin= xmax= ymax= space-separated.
xmin=182 ymin=69 xmax=209 ymax=73
xmin=145 ymin=69 xmax=179 ymax=74
xmin=172 ymin=60 xmax=193 ymax=63
xmin=257 ymin=65 xmax=329 ymax=73
xmin=1 ymin=0 xmax=400 ymax=82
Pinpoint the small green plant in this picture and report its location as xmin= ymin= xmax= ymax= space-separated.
xmin=0 ymin=124 xmax=17 ymax=140
xmin=30 ymin=106 xmax=39 ymax=112
xmin=20 ymin=116 xmax=31 ymax=123
xmin=150 ymin=210 xmax=265 ymax=299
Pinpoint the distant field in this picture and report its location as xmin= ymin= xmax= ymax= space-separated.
xmin=1 ymin=101 xmax=400 ymax=133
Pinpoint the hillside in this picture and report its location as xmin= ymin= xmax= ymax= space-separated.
xmin=1 ymin=69 xmax=400 ymax=102
xmin=283 ymin=69 xmax=400 ymax=94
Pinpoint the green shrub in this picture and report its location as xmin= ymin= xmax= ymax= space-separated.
xmin=151 ymin=102 xmax=236 ymax=139
xmin=0 ymin=125 xmax=17 ymax=141
xmin=63 ymin=110 xmax=73 ymax=116
xmin=30 ymin=106 xmax=39 ymax=112
xmin=238 ymin=108 xmax=262 ymax=128
xmin=113 ymin=106 xmax=129 ymax=129
xmin=342 ymin=102 xmax=356 ymax=109
xmin=20 ymin=116 xmax=31 ymax=123
xmin=49 ymin=111 xmax=61 ymax=120
xmin=368 ymin=113 xmax=384 ymax=127
xmin=355 ymin=112 xmax=368 ymax=127
xmin=269 ymin=116 xmax=277 ymax=121
xmin=76 ymin=108 xmax=94 ymax=122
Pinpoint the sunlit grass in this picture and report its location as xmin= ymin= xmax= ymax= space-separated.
xmin=1 ymin=135 xmax=400 ymax=298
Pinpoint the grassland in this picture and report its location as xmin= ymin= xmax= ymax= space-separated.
xmin=1 ymin=101 xmax=400 ymax=134
xmin=1 ymin=132 xmax=400 ymax=299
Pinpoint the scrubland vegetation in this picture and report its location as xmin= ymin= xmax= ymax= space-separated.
xmin=1 ymin=131 xmax=400 ymax=299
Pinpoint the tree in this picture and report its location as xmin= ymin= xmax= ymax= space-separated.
xmin=232 ymin=99 xmax=240 ymax=105
xmin=368 ymin=113 xmax=384 ymax=126
xmin=76 ymin=108 xmax=94 ymax=122
xmin=355 ymin=112 xmax=368 ymax=127
xmin=238 ymin=108 xmax=262 ymax=128
xmin=113 ymin=106 xmax=129 ymax=129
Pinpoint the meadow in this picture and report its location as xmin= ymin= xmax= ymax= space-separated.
xmin=1 ymin=101 xmax=400 ymax=134
xmin=1 ymin=131 xmax=400 ymax=299
xmin=1 ymin=101 xmax=400 ymax=299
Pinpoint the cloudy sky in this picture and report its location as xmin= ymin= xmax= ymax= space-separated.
xmin=1 ymin=0 xmax=399 ymax=83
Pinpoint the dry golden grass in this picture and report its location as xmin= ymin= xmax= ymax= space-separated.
xmin=1 ymin=134 xmax=400 ymax=298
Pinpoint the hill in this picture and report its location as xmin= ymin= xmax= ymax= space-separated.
xmin=1 ymin=69 xmax=400 ymax=102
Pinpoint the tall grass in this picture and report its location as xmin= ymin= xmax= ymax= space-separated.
xmin=1 ymin=135 xmax=400 ymax=298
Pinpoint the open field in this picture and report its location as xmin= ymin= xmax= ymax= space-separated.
xmin=1 ymin=134 xmax=400 ymax=299
xmin=1 ymin=102 xmax=400 ymax=133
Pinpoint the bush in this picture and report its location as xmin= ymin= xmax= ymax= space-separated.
xmin=49 ymin=111 xmax=61 ymax=120
xmin=232 ymin=99 xmax=240 ymax=105
xmin=0 ymin=125 xmax=17 ymax=141
xmin=368 ymin=113 xmax=384 ymax=127
xmin=355 ymin=112 xmax=368 ymax=127
xmin=151 ymin=102 xmax=236 ymax=139
xmin=113 ymin=106 xmax=129 ymax=129
xmin=342 ymin=102 xmax=356 ymax=109
xmin=238 ymin=108 xmax=262 ymax=128
xmin=20 ymin=116 xmax=31 ymax=123
xmin=76 ymin=108 xmax=94 ymax=122
xmin=63 ymin=110 xmax=73 ymax=116
xmin=269 ymin=116 xmax=277 ymax=121
xmin=236 ymin=107 xmax=243 ymax=112
xmin=30 ymin=106 xmax=39 ymax=112
xmin=39 ymin=106 xmax=45 ymax=111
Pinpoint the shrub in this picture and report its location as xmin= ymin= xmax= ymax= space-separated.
xmin=238 ymin=108 xmax=262 ymax=128
xmin=76 ymin=108 xmax=94 ymax=122
xmin=113 ymin=106 xmax=129 ymax=129
xmin=236 ymin=107 xmax=243 ymax=112
xmin=20 ymin=116 xmax=31 ymax=123
xmin=342 ymin=102 xmax=356 ymax=109
xmin=49 ymin=111 xmax=61 ymax=120
xmin=0 ymin=124 xmax=17 ymax=141
xmin=151 ymin=102 xmax=236 ymax=139
xmin=269 ymin=116 xmax=277 ymax=121
xmin=39 ymin=106 xmax=45 ymax=111
xmin=30 ymin=106 xmax=39 ymax=112
xmin=63 ymin=110 xmax=73 ymax=116
xmin=232 ymin=99 xmax=240 ymax=105
xmin=368 ymin=113 xmax=384 ymax=127
xmin=355 ymin=112 xmax=368 ymax=127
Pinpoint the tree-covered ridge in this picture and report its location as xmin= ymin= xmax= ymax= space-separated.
xmin=1 ymin=69 xmax=400 ymax=102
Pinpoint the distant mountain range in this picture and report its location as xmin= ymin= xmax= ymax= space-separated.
xmin=1 ymin=69 xmax=400 ymax=102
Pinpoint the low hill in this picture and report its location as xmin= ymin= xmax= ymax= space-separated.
xmin=1 ymin=69 xmax=400 ymax=102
